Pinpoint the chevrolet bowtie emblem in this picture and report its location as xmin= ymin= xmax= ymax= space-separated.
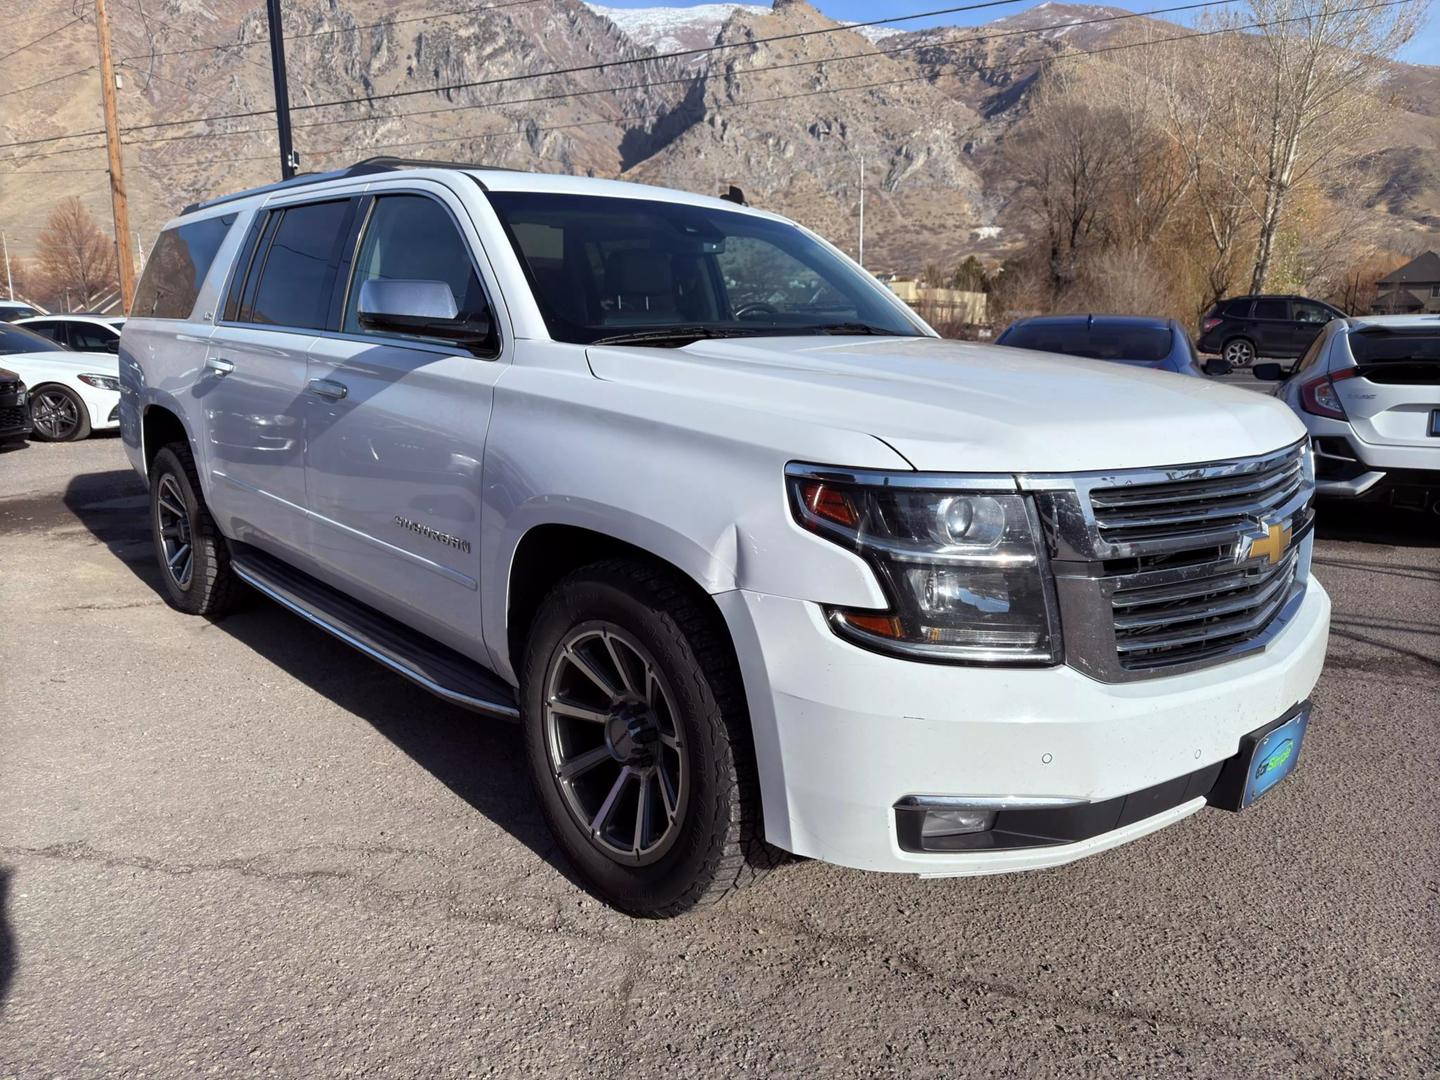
xmin=1236 ymin=521 xmax=1292 ymax=566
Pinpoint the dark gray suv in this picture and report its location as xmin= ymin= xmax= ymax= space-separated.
xmin=1198 ymin=294 xmax=1346 ymax=366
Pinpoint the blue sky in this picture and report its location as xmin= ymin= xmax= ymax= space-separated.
xmin=598 ymin=0 xmax=1438 ymax=65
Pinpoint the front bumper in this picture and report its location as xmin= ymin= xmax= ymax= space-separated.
xmin=718 ymin=577 xmax=1330 ymax=876
xmin=0 ymin=384 xmax=30 ymax=442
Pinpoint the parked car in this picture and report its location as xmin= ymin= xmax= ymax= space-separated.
xmin=0 ymin=366 xmax=32 ymax=447
xmin=0 ymin=300 xmax=41 ymax=322
xmin=996 ymin=315 xmax=1219 ymax=376
xmin=120 ymin=159 xmax=1329 ymax=916
xmin=1254 ymin=314 xmax=1440 ymax=511
xmin=1198 ymin=294 xmax=1346 ymax=367
xmin=17 ymin=314 xmax=125 ymax=353
xmin=0 ymin=322 xmax=121 ymax=441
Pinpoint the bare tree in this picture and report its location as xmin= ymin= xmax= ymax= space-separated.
xmin=34 ymin=198 xmax=118 ymax=309
xmin=1234 ymin=0 xmax=1422 ymax=291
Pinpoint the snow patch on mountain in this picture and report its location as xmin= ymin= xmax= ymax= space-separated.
xmin=587 ymin=4 xmax=768 ymax=53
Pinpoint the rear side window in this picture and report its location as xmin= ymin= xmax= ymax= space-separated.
xmin=132 ymin=214 xmax=235 ymax=319
xmin=1252 ymin=299 xmax=1288 ymax=320
xmin=1000 ymin=323 xmax=1173 ymax=362
xmin=247 ymin=199 xmax=355 ymax=330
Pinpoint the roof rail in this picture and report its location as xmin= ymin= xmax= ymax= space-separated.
xmin=180 ymin=157 xmax=507 ymax=216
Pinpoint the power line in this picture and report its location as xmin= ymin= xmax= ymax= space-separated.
xmin=113 ymin=0 xmax=549 ymax=62
xmin=106 ymin=0 xmax=272 ymax=71
xmin=0 ymin=12 xmax=87 ymax=64
xmin=0 ymin=65 xmax=95 ymax=99
xmin=0 ymin=0 xmax=1032 ymax=151
xmin=0 ymin=0 xmax=1296 ymax=163
xmin=0 ymin=0 xmax=1411 ymax=171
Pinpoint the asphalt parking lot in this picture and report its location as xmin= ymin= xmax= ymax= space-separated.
xmin=1 ymin=432 xmax=1437 ymax=1079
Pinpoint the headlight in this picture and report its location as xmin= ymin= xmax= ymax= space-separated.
xmin=786 ymin=465 xmax=1061 ymax=664
xmin=78 ymin=373 xmax=121 ymax=391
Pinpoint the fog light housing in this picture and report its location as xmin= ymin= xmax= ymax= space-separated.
xmin=921 ymin=808 xmax=996 ymax=838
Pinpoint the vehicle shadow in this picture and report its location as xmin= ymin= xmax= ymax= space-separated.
xmin=1313 ymin=499 xmax=1439 ymax=550
xmin=0 ymin=868 xmax=15 ymax=1011
xmin=59 ymin=471 xmax=576 ymax=886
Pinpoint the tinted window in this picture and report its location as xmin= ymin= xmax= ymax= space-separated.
xmin=1000 ymin=322 xmax=1173 ymax=362
xmin=70 ymin=323 xmax=120 ymax=352
xmin=0 ymin=323 xmax=65 ymax=354
xmin=1348 ymin=329 xmax=1440 ymax=384
xmin=249 ymin=200 xmax=353 ymax=330
xmin=343 ymin=195 xmax=491 ymax=344
xmin=132 ymin=214 xmax=235 ymax=319
xmin=1221 ymin=298 xmax=1252 ymax=317
xmin=1293 ymin=301 xmax=1333 ymax=325
xmin=488 ymin=192 xmax=919 ymax=344
xmin=21 ymin=320 xmax=65 ymax=343
xmin=1252 ymin=299 xmax=1288 ymax=320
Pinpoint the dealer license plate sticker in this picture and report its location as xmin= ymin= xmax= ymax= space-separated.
xmin=1243 ymin=708 xmax=1309 ymax=808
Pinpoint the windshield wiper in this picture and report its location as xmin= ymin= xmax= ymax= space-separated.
xmin=811 ymin=323 xmax=905 ymax=336
xmin=589 ymin=326 xmax=765 ymax=347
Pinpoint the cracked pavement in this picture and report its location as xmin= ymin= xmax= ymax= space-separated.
xmin=1 ymin=435 xmax=1437 ymax=1078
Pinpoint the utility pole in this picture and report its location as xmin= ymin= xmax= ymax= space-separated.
xmin=265 ymin=0 xmax=298 ymax=180
xmin=94 ymin=0 xmax=137 ymax=312
xmin=2 ymin=233 xmax=12 ymax=300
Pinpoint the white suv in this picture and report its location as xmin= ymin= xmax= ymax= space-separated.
xmin=1255 ymin=314 xmax=1440 ymax=513
xmin=119 ymin=159 xmax=1330 ymax=915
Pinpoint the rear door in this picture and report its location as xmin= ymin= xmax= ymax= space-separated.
xmin=302 ymin=184 xmax=506 ymax=654
xmin=1248 ymin=298 xmax=1291 ymax=357
xmin=1334 ymin=327 xmax=1440 ymax=448
xmin=203 ymin=195 xmax=360 ymax=554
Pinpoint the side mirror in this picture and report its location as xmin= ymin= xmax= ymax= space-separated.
xmin=1252 ymin=362 xmax=1286 ymax=382
xmin=1203 ymin=357 xmax=1232 ymax=377
xmin=357 ymin=279 xmax=492 ymax=350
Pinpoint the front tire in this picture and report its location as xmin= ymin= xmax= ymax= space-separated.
xmin=521 ymin=560 xmax=780 ymax=916
xmin=1222 ymin=338 xmax=1255 ymax=367
xmin=29 ymin=385 xmax=90 ymax=442
xmin=149 ymin=442 xmax=239 ymax=616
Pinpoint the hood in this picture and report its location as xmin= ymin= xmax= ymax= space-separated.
xmin=0 ymin=350 xmax=120 ymax=378
xmin=586 ymin=336 xmax=1307 ymax=473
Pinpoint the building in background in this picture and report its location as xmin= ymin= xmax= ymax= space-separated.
xmin=1372 ymin=251 xmax=1440 ymax=314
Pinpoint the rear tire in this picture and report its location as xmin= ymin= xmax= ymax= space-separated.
xmin=521 ymin=559 xmax=781 ymax=917
xmin=149 ymin=442 xmax=240 ymax=616
xmin=29 ymin=385 xmax=90 ymax=442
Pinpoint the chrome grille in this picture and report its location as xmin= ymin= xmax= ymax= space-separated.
xmin=1025 ymin=441 xmax=1314 ymax=682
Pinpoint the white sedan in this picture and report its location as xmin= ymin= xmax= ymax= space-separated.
xmin=16 ymin=314 xmax=124 ymax=353
xmin=0 ymin=322 xmax=120 ymax=441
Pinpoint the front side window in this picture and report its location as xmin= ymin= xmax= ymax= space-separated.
xmin=1293 ymin=301 xmax=1333 ymax=325
xmin=0 ymin=323 xmax=65 ymax=355
xmin=248 ymin=200 xmax=354 ymax=330
xmin=70 ymin=323 xmax=120 ymax=352
xmin=343 ymin=194 xmax=491 ymax=346
xmin=132 ymin=214 xmax=235 ymax=320
xmin=487 ymin=192 xmax=922 ymax=344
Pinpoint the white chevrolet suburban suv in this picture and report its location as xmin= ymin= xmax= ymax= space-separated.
xmin=120 ymin=158 xmax=1331 ymax=916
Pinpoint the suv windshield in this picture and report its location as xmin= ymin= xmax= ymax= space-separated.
xmin=1002 ymin=322 xmax=1173 ymax=362
xmin=486 ymin=192 xmax=923 ymax=345
xmin=0 ymin=323 xmax=65 ymax=355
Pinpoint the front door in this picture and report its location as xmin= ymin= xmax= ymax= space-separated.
xmin=302 ymin=189 xmax=505 ymax=656
xmin=202 ymin=197 xmax=358 ymax=555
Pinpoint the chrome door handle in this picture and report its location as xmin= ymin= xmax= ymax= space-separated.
xmin=205 ymin=356 xmax=235 ymax=376
xmin=307 ymin=378 xmax=348 ymax=401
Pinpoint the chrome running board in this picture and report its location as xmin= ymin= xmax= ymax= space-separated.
xmin=230 ymin=544 xmax=519 ymax=719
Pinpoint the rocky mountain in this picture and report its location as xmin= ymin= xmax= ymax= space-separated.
xmin=1 ymin=0 xmax=1437 ymax=279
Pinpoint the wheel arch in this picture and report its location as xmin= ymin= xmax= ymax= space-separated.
xmin=139 ymin=399 xmax=197 ymax=475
